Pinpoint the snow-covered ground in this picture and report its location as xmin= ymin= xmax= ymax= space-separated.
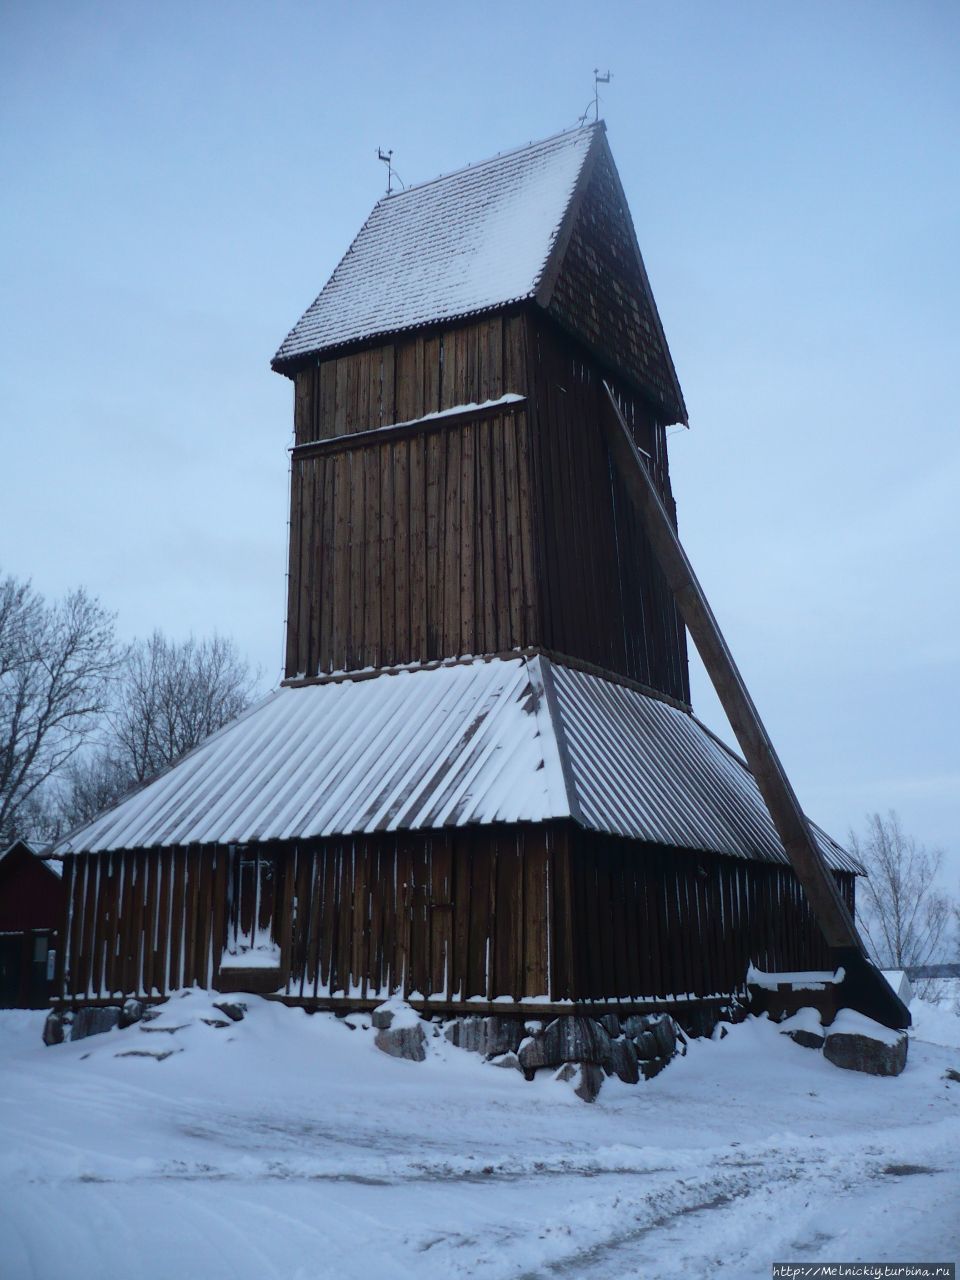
xmin=1 ymin=992 xmax=958 ymax=1280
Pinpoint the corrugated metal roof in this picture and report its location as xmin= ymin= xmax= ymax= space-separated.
xmin=546 ymin=662 xmax=861 ymax=874
xmin=53 ymin=659 xmax=565 ymax=853
xmin=52 ymin=656 xmax=860 ymax=874
xmin=273 ymin=126 xmax=597 ymax=368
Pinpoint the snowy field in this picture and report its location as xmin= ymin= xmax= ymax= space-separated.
xmin=1 ymin=993 xmax=958 ymax=1280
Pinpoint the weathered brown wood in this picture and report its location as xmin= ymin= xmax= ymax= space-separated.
xmin=600 ymin=383 xmax=867 ymax=966
xmin=167 ymin=849 xmax=185 ymax=992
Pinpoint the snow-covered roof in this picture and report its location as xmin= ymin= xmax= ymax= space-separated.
xmin=52 ymin=656 xmax=859 ymax=875
xmin=273 ymin=126 xmax=598 ymax=369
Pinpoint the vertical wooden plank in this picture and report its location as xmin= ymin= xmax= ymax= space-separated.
xmin=317 ymin=360 xmax=337 ymax=439
xmin=285 ymin=460 xmax=303 ymax=678
xmin=514 ymin=410 xmax=539 ymax=644
xmin=329 ymin=453 xmax=348 ymax=673
xmin=549 ymin=826 xmax=577 ymax=1002
xmin=380 ymin=444 xmax=396 ymax=667
xmin=429 ymin=833 xmax=452 ymax=998
xmin=319 ymin=845 xmax=338 ymax=994
xmin=364 ymin=445 xmax=382 ymax=668
xmin=169 ymin=849 xmax=187 ymax=992
xmin=195 ymin=849 xmax=215 ymax=989
xmin=275 ymin=845 xmax=295 ymax=991
xmin=393 ymin=439 xmax=409 ymax=665
xmin=522 ymin=828 xmax=549 ymax=998
xmin=459 ymin=422 xmax=475 ymax=655
xmin=381 ymin=343 xmax=396 ymax=426
xmin=303 ymin=850 xmax=321 ymax=997
xmin=207 ymin=847 xmax=227 ymax=992
xmin=477 ymin=418 xmax=497 ymax=653
xmin=336 ymin=841 xmax=354 ymax=995
xmin=380 ymin=841 xmax=397 ymax=995
xmin=425 ymin=424 xmax=442 ymax=656
xmin=348 ymin=450 xmax=365 ymax=670
xmin=451 ymin=834 xmax=470 ymax=1002
xmin=394 ymin=337 xmax=417 ymax=421
xmin=316 ymin=452 xmax=334 ymax=672
xmin=306 ymin=456 xmax=325 ymax=678
xmin=421 ymin=334 xmax=437 ymax=418
xmin=443 ymin=427 xmax=461 ymax=655
xmin=351 ymin=838 xmax=367 ymax=996
xmin=140 ymin=850 xmax=156 ymax=997
xmin=464 ymin=834 xmax=488 ymax=999
xmin=152 ymin=849 xmax=171 ymax=996
xmin=298 ymin=457 xmax=317 ymax=677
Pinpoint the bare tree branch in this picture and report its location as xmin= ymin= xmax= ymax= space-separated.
xmin=0 ymin=571 xmax=117 ymax=841
xmin=852 ymin=810 xmax=952 ymax=978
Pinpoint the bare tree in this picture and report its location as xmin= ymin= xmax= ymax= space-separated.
xmin=54 ymin=749 xmax=132 ymax=834
xmin=111 ymin=630 xmax=256 ymax=784
xmin=0 ymin=572 xmax=117 ymax=842
xmin=851 ymin=811 xmax=952 ymax=979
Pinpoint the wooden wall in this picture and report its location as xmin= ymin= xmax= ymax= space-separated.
xmin=546 ymin=141 xmax=684 ymax=424
xmin=525 ymin=316 xmax=690 ymax=703
xmin=285 ymin=307 xmax=690 ymax=703
xmin=287 ymin=403 xmax=539 ymax=676
xmin=292 ymin=314 xmax=527 ymax=445
xmin=58 ymin=828 xmax=853 ymax=1009
xmin=564 ymin=828 xmax=851 ymax=1003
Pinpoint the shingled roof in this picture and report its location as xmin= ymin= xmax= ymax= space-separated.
xmin=273 ymin=124 xmax=686 ymax=423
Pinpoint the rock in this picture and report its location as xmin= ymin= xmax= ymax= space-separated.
xmin=42 ymin=1010 xmax=67 ymax=1046
xmin=779 ymin=1008 xmax=825 ymax=1051
xmin=823 ymin=1011 xmax=908 ymax=1077
xmin=488 ymin=1051 xmax=520 ymax=1070
xmin=604 ymin=1035 xmax=639 ymax=1084
xmin=70 ymin=1006 xmax=121 ymax=1042
xmin=518 ymin=1017 xmax=612 ymax=1073
xmin=621 ymin=1013 xmax=676 ymax=1058
xmin=641 ymin=1054 xmax=673 ymax=1081
xmin=944 ymin=1067 xmax=960 ymax=1084
xmin=372 ymin=1005 xmax=397 ymax=1030
xmin=141 ymin=1007 xmax=162 ymax=1023
xmin=553 ymin=1061 xmax=604 ymax=1103
xmin=374 ymin=1022 xmax=427 ymax=1062
xmin=784 ymin=1028 xmax=825 ymax=1050
xmin=200 ymin=1017 xmax=231 ymax=1029
xmin=620 ymin=1014 xmax=649 ymax=1039
xmin=576 ymin=1063 xmax=604 ymax=1103
xmin=444 ymin=1016 xmax=522 ymax=1058
xmin=114 ymin=1048 xmax=182 ymax=1062
xmin=212 ymin=999 xmax=247 ymax=1023
xmin=651 ymin=1016 xmax=677 ymax=1058
xmin=119 ymin=999 xmax=144 ymax=1028
xmin=632 ymin=1030 xmax=659 ymax=1060
xmin=599 ymin=1013 xmax=622 ymax=1037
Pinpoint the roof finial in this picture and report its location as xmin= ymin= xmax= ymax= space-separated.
xmin=579 ymin=68 xmax=612 ymax=126
xmin=593 ymin=68 xmax=611 ymax=122
xmin=377 ymin=147 xmax=404 ymax=196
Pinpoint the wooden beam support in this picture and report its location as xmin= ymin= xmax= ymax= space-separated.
xmin=599 ymin=383 xmax=909 ymax=1028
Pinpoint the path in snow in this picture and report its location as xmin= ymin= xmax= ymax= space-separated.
xmin=1 ymin=994 xmax=958 ymax=1280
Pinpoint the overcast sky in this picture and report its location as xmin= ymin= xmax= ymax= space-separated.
xmin=2 ymin=1 xmax=957 ymax=881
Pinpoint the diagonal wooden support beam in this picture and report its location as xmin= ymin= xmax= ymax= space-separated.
xmin=600 ymin=383 xmax=909 ymax=1028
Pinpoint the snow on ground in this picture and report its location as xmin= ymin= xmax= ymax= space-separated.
xmin=1 ymin=993 xmax=958 ymax=1280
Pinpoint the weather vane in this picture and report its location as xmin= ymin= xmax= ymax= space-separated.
xmin=377 ymin=147 xmax=401 ymax=196
xmin=580 ymin=68 xmax=612 ymax=125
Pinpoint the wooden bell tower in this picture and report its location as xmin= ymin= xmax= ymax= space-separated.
xmin=274 ymin=123 xmax=690 ymax=707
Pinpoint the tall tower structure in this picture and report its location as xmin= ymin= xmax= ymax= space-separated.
xmin=53 ymin=126 xmax=860 ymax=1016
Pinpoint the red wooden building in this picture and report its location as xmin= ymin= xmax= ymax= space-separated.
xmin=51 ymin=124 xmax=861 ymax=1019
xmin=0 ymin=841 xmax=64 ymax=1008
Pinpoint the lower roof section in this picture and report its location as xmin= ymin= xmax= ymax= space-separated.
xmin=52 ymin=655 xmax=860 ymax=874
